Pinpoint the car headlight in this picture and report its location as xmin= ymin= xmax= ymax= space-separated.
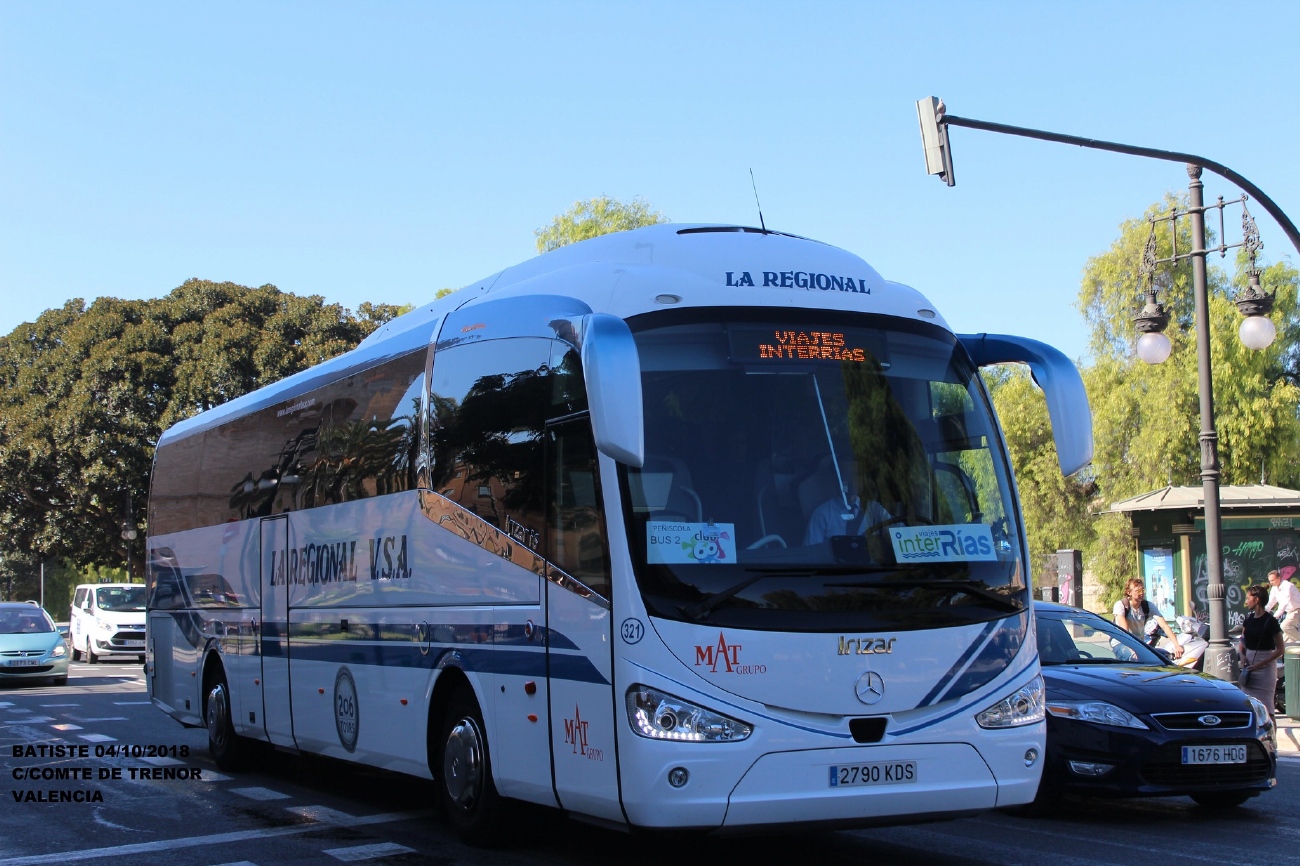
xmin=626 ymin=686 xmax=751 ymax=742
xmin=976 ymin=675 xmax=1045 ymax=729
xmin=1248 ymin=696 xmax=1272 ymax=731
xmin=51 ymin=643 xmax=67 ymax=658
xmin=1046 ymin=699 xmax=1148 ymax=730
xmin=95 ymin=618 xmax=112 ymax=632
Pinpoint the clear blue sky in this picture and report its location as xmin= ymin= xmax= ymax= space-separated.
xmin=3 ymin=1 xmax=1297 ymax=364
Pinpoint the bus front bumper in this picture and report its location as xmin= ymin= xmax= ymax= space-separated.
xmin=621 ymin=741 xmax=1017 ymax=830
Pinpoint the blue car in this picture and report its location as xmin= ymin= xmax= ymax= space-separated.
xmin=1034 ymin=601 xmax=1275 ymax=808
xmin=0 ymin=602 xmax=69 ymax=686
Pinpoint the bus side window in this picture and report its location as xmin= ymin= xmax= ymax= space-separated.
xmin=429 ymin=338 xmax=551 ymax=550
xmin=547 ymin=418 xmax=611 ymax=599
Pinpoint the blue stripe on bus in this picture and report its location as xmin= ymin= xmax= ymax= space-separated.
xmin=937 ymin=611 xmax=1029 ymax=703
xmin=916 ymin=619 xmax=1000 ymax=707
xmin=887 ymin=658 xmax=1041 ymax=738
xmin=255 ymin=635 xmax=608 ymax=685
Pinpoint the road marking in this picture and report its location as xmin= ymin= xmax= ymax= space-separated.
xmin=50 ymin=724 xmax=83 ymax=731
xmin=230 ymin=786 xmax=291 ymax=801
xmin=209 ymin=862 xmax=260 ymax=866
xmin=323 ymin=843 xmax=417 ymax=862
xmin=286 ymin=806 xmax=355 ymax=824
xmin=8 ymin=716 xmax=53 ymax=724
xmin=0 ymin=808 xmax=433 ymax=865
xmin=0 ymin=702 xmax=14 ymax=708
xmin=38 ymin=703 xmax=78 ymax=707
xmin=69 ymin=716 xmax=128 ymax=722
xmin=140 ymin=756 xmax=185 ymax=766
xmin=113 ymin=701 xmax=151 ymax=705
xmin=76 ymin=733 xmax=115 ymax=742
xmin=200 ymin=770 xmax=232 ymax=782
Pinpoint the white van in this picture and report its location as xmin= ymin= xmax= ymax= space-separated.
xmin=69 ymin=583 xmax=147 ymax=663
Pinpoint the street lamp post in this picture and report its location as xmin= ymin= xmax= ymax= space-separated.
xmin=120 ymin=491 xmax=138 ymax=580
xmin=1131 ymin=168 xmax=1277 ymax=679
xmin=917 ymin=98 xmax=1289 ymax=680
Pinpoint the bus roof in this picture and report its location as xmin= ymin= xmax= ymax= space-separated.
xmin=158 ymin=223 xmax=949 ymax=447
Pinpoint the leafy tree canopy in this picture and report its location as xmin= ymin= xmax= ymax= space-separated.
xmin=0 ymin=281 xmax=400 ymax=574
xmin=535 ymin=196 xmax=668 ymax=253
xmin=1006 ymin=194 xmax=1300 ymax=606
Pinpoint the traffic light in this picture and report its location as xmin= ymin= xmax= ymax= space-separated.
xmin=916 ymin=96 xmax=955 ymax=187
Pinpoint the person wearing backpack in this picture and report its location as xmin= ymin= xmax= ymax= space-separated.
xmin=1114 ymin=577 xmax=1184 ymax=659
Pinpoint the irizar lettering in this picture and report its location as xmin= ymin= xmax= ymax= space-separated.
xmin=838 ymin=636 xmax=897 ymax=656
xmin=724 ymin=270 xmax=871 ymax=294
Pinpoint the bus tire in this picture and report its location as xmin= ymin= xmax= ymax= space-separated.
xmin=437 ymin=684 xmax=508 ymax=847
xmin=205 ymin=669 xmax=247 ymax=770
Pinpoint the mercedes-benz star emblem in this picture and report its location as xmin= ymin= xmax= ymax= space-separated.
xmin=1197 ymin=714 xmax=1222 ymax=727
xmin=854 ymin=671 xmax=885 ymax=705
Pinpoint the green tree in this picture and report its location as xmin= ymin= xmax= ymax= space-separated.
xmin=535 ymin=196 xmax=668 ymax=253
xmin=985 ymin=366 xmax=1096 ymax=573
xmin=1072 ymin=197 xmax=1300 ymax=603
xmin=0 ymin=282 xmax=401 ymax=575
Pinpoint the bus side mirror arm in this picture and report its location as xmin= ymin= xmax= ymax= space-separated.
xmin=581 ymin=314 xmax=645 ymax=468
xmin=958 ymin=333 xmax=1093 ymax=477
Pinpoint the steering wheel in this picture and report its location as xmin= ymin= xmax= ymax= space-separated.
xmin=1075 ymin=649 xmax=1095 ymax=659
xmin=746 ymin=534 xmax=787 ymax=550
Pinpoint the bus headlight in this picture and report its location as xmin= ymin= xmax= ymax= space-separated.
xmin=975 ymin=675 xmax=1045 ymax=729
xmin=626 ymin=686 xmax=751 ymax=742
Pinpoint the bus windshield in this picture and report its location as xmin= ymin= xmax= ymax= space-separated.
xmin=622 ymin=309 xmax=1026 ymax=632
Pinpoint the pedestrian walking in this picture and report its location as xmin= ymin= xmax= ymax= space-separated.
xmin=1265 ymin=569 xmax=1300 ymax=644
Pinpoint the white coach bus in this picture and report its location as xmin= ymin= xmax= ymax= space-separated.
xmin=146 ymin=223 xmax=1091 ymax=842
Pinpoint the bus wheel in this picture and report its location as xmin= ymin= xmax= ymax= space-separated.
xmin=205 ymin=672 xmax=246 ymax=770
xmin=438 ymin=685 xmax=507 ymax=846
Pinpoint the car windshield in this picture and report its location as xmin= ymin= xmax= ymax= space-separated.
xmin=621 ymin=309 xmax=1026 ymax=632
xmin=1036 ymin=610 xmax=1166 ymax=666
xmin=0 ymin=609 xmax=54 ymax=634
xmin=96 ymin=586 xmax=146 ymax=612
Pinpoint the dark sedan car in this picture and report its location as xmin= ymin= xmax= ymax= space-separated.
xmin=1033 ymin=601 xmax=1275 ymax=808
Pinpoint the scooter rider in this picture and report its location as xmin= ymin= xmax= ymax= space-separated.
xmin=1115 ymin=578 xmax=1184 ymax=660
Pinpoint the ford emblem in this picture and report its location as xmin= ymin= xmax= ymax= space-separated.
xmin=1197 ymin=714 xmax=1221 ymax=726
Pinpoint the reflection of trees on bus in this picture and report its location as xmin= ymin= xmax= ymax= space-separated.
xmin=296 ymin=400 xmax=421 ymax=508
xmin=229 ymin=428 xmax=319 ymax=519
xmin=429 ymin=365 xmax=550 ymax=527
xmin=225 ymin=397 xmax=421 ymax=518
xmin=841 ymin=358 xmax=929 ymax=523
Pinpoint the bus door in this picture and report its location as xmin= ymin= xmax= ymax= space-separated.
xmin=259 ymin=515 xmax=297 ymax=748
xmin=545 ymin=417 xmax=622 ymax=822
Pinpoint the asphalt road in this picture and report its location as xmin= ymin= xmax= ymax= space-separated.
xmin=2 ymin=660 xmax=1296 ymax=866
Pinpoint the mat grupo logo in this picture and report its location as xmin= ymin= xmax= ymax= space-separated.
xmin=563 ymin=705 xmax=603 ymax=761
xmin=693 ymin=632 xmax=766 ymax=675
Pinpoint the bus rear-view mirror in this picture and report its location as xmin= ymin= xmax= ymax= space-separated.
xmin=581 ymin=313 xmax=644 ymax=468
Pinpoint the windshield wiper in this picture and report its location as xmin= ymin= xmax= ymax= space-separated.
xmin=680 ymin=574 xmax=766 ymax=622
xmin=822 ymin=578 xmax=1025 ymax=612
